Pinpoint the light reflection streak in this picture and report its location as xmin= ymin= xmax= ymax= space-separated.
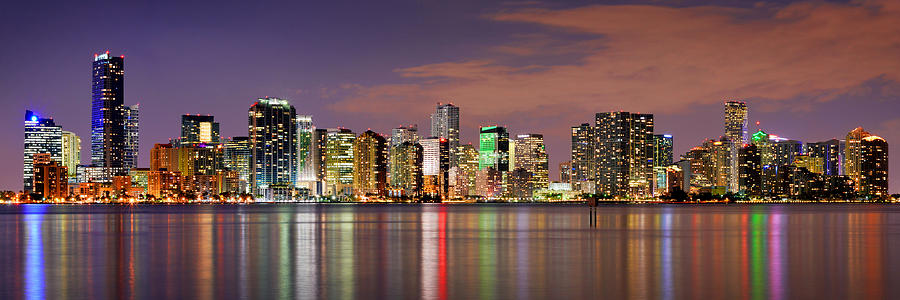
xmin=661 ymin=208 xmax=673 ymax=300
xmin=421 ymin=208 xmax=438 ymax=300
xmin=23 ymin=204 xmax=48 ymax=300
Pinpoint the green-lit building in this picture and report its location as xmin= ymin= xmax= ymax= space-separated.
xmin=478 ymin=126 xmax=509 ymax=172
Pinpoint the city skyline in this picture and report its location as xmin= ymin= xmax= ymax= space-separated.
xmin=4 ymin=0 xmax=900 ymax=192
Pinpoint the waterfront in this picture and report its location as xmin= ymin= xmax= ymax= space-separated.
xmin=0 ymin=204 xmax=898 ymax=299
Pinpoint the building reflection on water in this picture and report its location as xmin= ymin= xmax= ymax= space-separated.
xmin=0 ymin=204 xmax=898 ymax=299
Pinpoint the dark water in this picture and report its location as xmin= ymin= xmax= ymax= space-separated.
xmin=0 ymin=204 xmax=899 ymax=299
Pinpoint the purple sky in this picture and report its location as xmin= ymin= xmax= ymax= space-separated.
xmin=3 ymin=0 xmax=900 ymax=192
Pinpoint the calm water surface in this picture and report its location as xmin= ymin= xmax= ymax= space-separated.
xmin=0 ymin=204 xmax=899 ymax=299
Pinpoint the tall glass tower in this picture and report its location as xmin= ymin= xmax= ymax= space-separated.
xmin=91 ymin=51 xmax=126 ymax=169
xmin=249 ymin=97 xmax=297 ymax=195
xmin=431 ymin=103 xmax=459 ymax=165
xmin=478 ymin=126 xmax=509 ymax=172
xmin=724 ymin=101 xmax=748 ymax=192
xmin=24 ymin=110 xmax=62 ymax=192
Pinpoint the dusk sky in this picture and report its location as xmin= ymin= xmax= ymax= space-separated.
xmin=2 ymin=0 xmax=900 ymax=192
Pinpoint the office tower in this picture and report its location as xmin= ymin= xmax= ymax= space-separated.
xmin=513 ymin=134 xmax=549 ymax=190
xmin=150 ymin=143 xmax=176 ymax=171
xmin=559 ymin=161 xmax=572 ymax=185
xmin=124 ymin=104 xmax=140 ymax=169
xmin=177 ymin=145 xmax=224 ymax=176
xmin=390 ymin=141 xmax=423 ymax=197
xmin=570 ymin=123 xmax=594 ymax=193
xmin=391 ymin=125 xmax=419 ymax=147
xmin=844 ymin=127 xmax=871 ymax=191
xmin=595 ymin=112 xmax=654 ymax=197
xmin=771 ymin=139 xmax=802 ymax=167
xmin=91 ymin=51 xmax=126 ymax=169
xmin=180 ymin=114 xmax=219 ymax=146
xmin=506 ymin=168 xmax=533 ymax=200
xmin=652 ymin=134 xmax=674 ymax=195
xmin=24 ymin=110 xmax=62 ymax=192
xmin=860 ymin=135 xmax=888 ymax=197
xmin=653 ymin=134 xmax=674 ymax=167
xmin=703 ymin=138 xmax=731 ymax=191
xmin=478 ymin=126 xmax=509 ymax=171
xmin=421 ymin=137 xmax=450 ymax=199
xmin=450 ymin=144 xmax=478 ymax=198
xmin=310 ymin=129 xmax=328 ymax=191
xmin=430 ymin=103 xmax=460 ymax=165
xmin=33 ymin=157 xmax=68 ymax=199
xmin=805 ymin=139 xmax=842 ymax=176
xmin=353 ymin=130 xmax=388 ymax=196
xmin=475 ymin=167 xmax=502 ymax=198
xmin=793 ymin=155 xmax=824 ymax=174
xmin=223 ymin=137 xmax=251 ymax=192
xmin=325 ymin=128 xmax=355 ymax=196
xmin=724 ymin=101 xmax=748 ymax=193
xmin=61 ymin=130 xmax=81 ymax=178
xmin=248 ymin=97 xmax=297 ymax=194
xmin=738 ymin=144 xmax=761 ymax=196
xmin=296 ymin=115 xmax=315 ymax=183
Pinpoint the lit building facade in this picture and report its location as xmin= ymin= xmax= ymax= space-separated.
xmin=430 ymin=103 xmax=460 ymax=166
xmin=595 ymin=112 xmax=654 ymax=197
xmin=844 ymin=127 xmax=871 ymax=191
xmin=449 ymin=144 xmax=478 ymax=198
xmin=24 ymin=110 xmax=62 ymax=192
xmin=325 ymin=128 xmax=355 ymax=196
xmin=124 ymin=104 xmax=139 ymax=169
xmin=61 ymin=130 xmax=81 ymax=178
xmin=478 ymin=126 xmax=509 ymax=172
xmin=421 ymin=137 xmax=450 ymax=199
xmin=389 ymin=142 xmax=423 ymax=197
xmin=248 ymin=97 xmax=297 ymax=195
xmin=570 ymin=123 xmax=594 ymax=193
xmin=91 ymin=51 xmax=127 ymax=170
xmin=180 ymin=114 xmax=219 ymax=146
xmin=223 ymin=137 xmax=251 ymax=193
xmin=353 ymin=130 xmax=388 ymax=196
xmin=724 ymin=101 xmax=748 ymax=193
xmin=860 ymin=135 xmax=888 ymax=197
xmin=33 ymin=155 xmax=68 ymax=199
xmin=296 ymin=115 xmax=315 ymax=183
xmin=805 ymin=139 xmax=842 ymax=176
xmin=513 ymin=134 xmax=549 ymax=191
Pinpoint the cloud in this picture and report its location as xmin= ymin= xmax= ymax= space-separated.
xmin=331 ymin=0 xmax=900 ymax=123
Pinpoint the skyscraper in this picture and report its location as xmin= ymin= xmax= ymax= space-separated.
xmin=724 ymin=101 xmax=748 ymax=193
xmin=124 ymin=104 xmax=140 ymax=169
xmin=421 ymin=137 xmax=450 ymax=199
xmin=24 ymin=110 xmax=62 ymax=192
xmin=595 ymin=112 xmax=654 ymax=197
xmin=353 ymin=130 xmax=387 ymax=196
xmin=860 ymin=135 xmax=888 ymax=197
xmin=652 ymin=134 xmax=674 ymax=195
xmin=570 ymin=123 xmax=594 ymax=193
xmin=91 ymin=51 xmax=126 ymax=169
xmin=180 ymin=114 xmax=219 ymax=146
xmin=805 ymin=139 xmax=842 ymax=176
xmin=430 ymin=103 xmax=459 ymax=165
xmin=389 ymin=141 xmax=423 ymax=197
xmin=478 ymin=126 xmax=509 ymax=172
xmin=223 ymin=137 xmax=251 ymax=193
xmin=296 ymin=115 xmax=315 ymax=184
xmin=513 ymin=134 xmax=549 ymax=191
xmin=61 ymin=130 xmax=81 ymax=178
xmin=450 ymin=144 xmax=478 ymax=198
xmin=248 ymin=97 xmax=297 ymax=195
xmin=325 ymin=128 xmax=355 ymax=196
xmin=844 ymin=127 xmax=871 ymax=191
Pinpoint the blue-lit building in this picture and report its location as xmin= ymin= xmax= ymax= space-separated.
xmin=249 ymin=97 xmax=298 ymax=196
xmin=90 ymin=51 xmax=126 ymax=170
xmin=24 ymin=110 xmax=62 ymax=192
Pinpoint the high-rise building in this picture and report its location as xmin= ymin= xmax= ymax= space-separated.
xmin=860 ymin=135 xmax=888 ymax=197
xmin=805 ymin=139 xmax=842 ymax=176
xmin=389 ymin=142 xmax=423 ymax=197
xmin=180 ymin=114 xmax=219 ymax=146
xmin=391 ymin=125 xmax=419 ymax=147
xmin=653 ymin=134 xmax=674 ymax=167
xmin=570 ymin=123 xmax=594 ymax=193
xmin=421 ymin=137 xmax=450 ymax=199
xmin=248 ymin=97 xmax=297 ymax=195
xmin=771 ymin=139 xmax=802 ymax=167
xmin=724 ymin=101 xmax=748 ymax=193
xmin=738 ymin=144 xmax=761 ymax=196
xmin=513 ymin=134 xmax=549 ymax=190
xmin=595 ymin=112 xmax=654 ymax=197
xmin=353 ymin=130 xmax=388 ymax=196
xmin=430 ymin=103 xmax=460 ymax=166
xmin=91 ymin=51 xmax=126 ymax=169
xmin=478 ymin=126 xmax=509 ymax=172
xmin=296 ymin=115 xmax=315 ymax=184
xmin=450 ymin=144 xmax=478 ymax=198
xmin=124 ymin=104 xmax=140 ymax=169
xmin=223 ymin=137 xmax=251 ymax=193
xmin=310 ymin=128 xmax=328 ymax=193
xmin=61 ymin=130 xmax=81 ymax=178
xmin=24 ymin=110 xmax=62 ymax=192
xmin=844 ymin=127 xmax=871 ymax=191
xmin=325 ymin=128 xmax=355 ymax=196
